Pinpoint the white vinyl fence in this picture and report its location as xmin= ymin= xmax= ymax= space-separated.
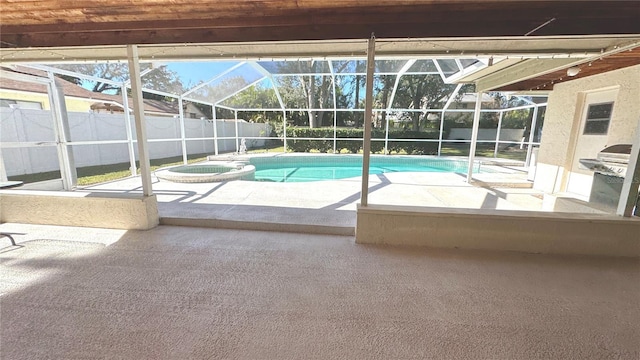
xmin=1 ymin=108 xmax=270 ymax=176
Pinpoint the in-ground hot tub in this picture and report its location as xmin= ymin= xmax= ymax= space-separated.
xmin=155 ymin=161 xmax=255 ymax=183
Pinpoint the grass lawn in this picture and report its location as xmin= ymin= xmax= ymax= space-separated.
xmin=10 ymin=154 xmax=209 ymax=186
xmin=440 ymin=143 xmax=527 ymax=161
xmin=247 ymin=146 xmax=285 ymax=153
xmin=76 ymin=154 xmax=210 ymax=186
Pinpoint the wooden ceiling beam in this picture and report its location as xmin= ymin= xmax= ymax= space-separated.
xmin=0 ymin=3 xmax=566 ymax=26
xmin=1 ymin=10 xmax=559 ymax=35
xmin=5 ymin=25 xmax=639 ymax=49
xmin=5 ymin=21 xmax=628 ymax=49
xmin=1 ymin=1 xmax=638 ymax=48
xmin=2 ymin=5 xmax=634 ymax=28
xmin=0 ymin=0 xmax=554 ymax=15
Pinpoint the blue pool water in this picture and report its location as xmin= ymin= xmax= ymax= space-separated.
xmin=250 ymin=155 xmax=485 ymax=182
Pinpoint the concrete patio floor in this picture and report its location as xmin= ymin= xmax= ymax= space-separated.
xmin=81 ymin=163 xmax=544 ymax=234
xmin=0 ymin=223 xmax=638 ymax=359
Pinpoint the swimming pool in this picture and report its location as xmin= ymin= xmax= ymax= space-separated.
xmin=249 ymin=155 xmax=488 ymax=182
xmin=155 ymin=162 xmax=255 ymax=183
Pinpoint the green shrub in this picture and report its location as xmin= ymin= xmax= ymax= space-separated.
xmin=285 ymin=127 xmax=440 ymax=154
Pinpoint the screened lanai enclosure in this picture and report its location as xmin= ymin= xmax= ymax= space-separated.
xmin=1 ymin=55 xmax=547 ymax=189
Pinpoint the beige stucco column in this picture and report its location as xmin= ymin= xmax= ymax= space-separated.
xmin=618 ymin=124 xmax=640 ymax=217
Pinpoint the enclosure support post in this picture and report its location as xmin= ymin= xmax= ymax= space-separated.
xmin=494 ymin=110 xmax=504 ymax=158
xmin=360 ymin=34 xmax=376 ymax=207
xmin=0 ymin=147 xmax=7 ymax=182
xmin=466 ymin=91 xmax=483 ymax=183
xmin=327 ymin=61 xmax=338 ymax=153
xmin=438 ymin=83 xmax=463 ymax=157
xmin=333 ymin=111 xmax=338 ymax=153
xmin=234 ymin=110 xmax=239 ymax=153
xmin=48 ymin=72 xmax=77 ymax=190
xmin=525 ymin=105 xmax=539 ymax=167
xmin=384 ymin=111 xmax=391 ymax=155
xmin=121 ymin=85 xmax=138 ymax=176
xmin=283 ymin=111 xmax=288 ymax=152
xmin=178 ymin=97 xmax=188 ymax=164
xmin=617 ymin=119 xmax=640 ymax=217
xmin=212 ymin=105 xmax=219 ymax=156
xmin=437 ymin=111 xmax=445 ymax=157
xmin=127 ymin=44 xmax=153 ymax=197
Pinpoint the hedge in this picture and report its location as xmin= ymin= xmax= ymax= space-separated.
xmin=285 ymin=127 xmax=440 ymax=154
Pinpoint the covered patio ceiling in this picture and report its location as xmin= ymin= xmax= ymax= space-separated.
xmin=1 ymin=0 xmax=638 ymax=48
xmin=1 ymin=1 xmax=638 ymax=92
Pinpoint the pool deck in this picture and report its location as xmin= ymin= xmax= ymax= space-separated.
xmin=80 ymin=156 xmax=545 ymax=235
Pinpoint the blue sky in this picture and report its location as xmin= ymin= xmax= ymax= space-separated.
xmin=166 ymin=61 xmax=240 ymax=89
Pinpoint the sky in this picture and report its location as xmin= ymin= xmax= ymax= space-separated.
xmin=165 ymin=61 xmax=241 ymax=89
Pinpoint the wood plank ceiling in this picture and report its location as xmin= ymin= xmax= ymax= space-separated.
xmin=1 ymin=0 xmax=639 ymax=92
xmin=1 ymin=0 xmax=639 ymax=48
xmin=495 ymin=46 xmax=640 ymax=91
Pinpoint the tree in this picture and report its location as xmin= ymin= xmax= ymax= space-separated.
xmin=54 ymin=63 xmax=184 ymax=97
xmin=373 ymin=73 xmax=396 ymax=128
xmin=223 ymin=84 xmax=282 ymax=123
xmin=491 ymin=92 xmax=536 ymax=130
xmin=56 ymin=63 xmax=130 ymax=93
xmin=389 ymin=74 xmax=457 ymax=131
xmin=274 ymin=61 xmax=350 ymax=128
xmin=55 ymin=74 xmax=83 ymax=86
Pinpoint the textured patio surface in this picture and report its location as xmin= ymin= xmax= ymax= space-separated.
xmin=1 ymin=223 xmax=638 ymax=359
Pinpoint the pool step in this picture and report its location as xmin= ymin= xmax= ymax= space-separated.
xmin=471 ymin=173 xmax=533 ymax=188
xmin=159 ymin=217 xmax=355 ymax=236
xmin=473 ymin=180 xmax=534 ymax=188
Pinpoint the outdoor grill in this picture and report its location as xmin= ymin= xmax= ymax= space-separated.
xmin=579 ymin=144 xmax=632 ymax=211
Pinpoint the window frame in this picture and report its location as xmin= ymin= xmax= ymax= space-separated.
xmin=583 ymin=101 xmax=613 ymax=135
xmin=0 ymin=98 xmax=44 ymax=110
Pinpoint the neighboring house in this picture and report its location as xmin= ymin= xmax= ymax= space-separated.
xmin=0 ymin=66 xmax=207 ymax=118
xmin=90 ymin=97 xmax=208 ymax=119
xmin=184 ymin=103 xmax=209 ymax=119
xmin=442 ymin=92 xmax=497 ymax=109
xmin=0 ymin=66 xmax=118 ymax=112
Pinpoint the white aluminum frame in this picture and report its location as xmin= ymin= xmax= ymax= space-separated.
xmin=4 ymin=56 xmax=560 ymax=211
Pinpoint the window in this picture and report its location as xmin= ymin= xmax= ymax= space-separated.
xmin=0 ymin=98 xmax=43 ymax=109
xmin=583 ymin=102 xmax=613 ymax=135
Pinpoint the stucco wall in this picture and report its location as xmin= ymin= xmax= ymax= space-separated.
xmin=0 ymin=90 xmax=50 ymax=109
xmin=356 ymin=204 xmax=640 ymax=257
xmin=0 ymin=190 xmax=159 ymax=230
xmin=533 ymin=65 xmax=640 ymax=195
xmin=0 ymin=90 xmax=96 ymax=112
